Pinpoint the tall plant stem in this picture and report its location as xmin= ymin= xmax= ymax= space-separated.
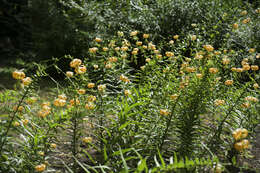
xmin=0 ymin=86 xmax=30 ymax=154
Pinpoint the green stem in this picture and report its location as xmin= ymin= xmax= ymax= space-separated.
xmin=0 ymin=86 xmax=30 ymax=154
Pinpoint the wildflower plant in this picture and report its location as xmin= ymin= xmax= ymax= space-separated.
xmin=1 ymin=5 xmax=260 ymax=172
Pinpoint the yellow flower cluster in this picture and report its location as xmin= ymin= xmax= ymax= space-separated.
xmin=69 ymin=59 xmax=87 ymax=74
xmin=38 ymin=102 xmax=51 ymax=118
xmin=12 ymin=71 xmax=32 ymax=86
xmin=53 ymin=94 xmax=67 ymax=107
xmin=232 ymin=128 xmax=249 ymax=151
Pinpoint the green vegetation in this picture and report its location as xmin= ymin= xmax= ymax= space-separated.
xmin=0 ymin=0 xmax=259 ymax=172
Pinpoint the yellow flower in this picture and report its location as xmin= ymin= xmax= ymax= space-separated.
xmin=41 ymin=102 xmax=50 ymax=107
xmin=85 ymin=103 xmax=95 ymax=110
xmin=93 ymin=65 xmax=99 ymax=69
xmin=209 ymin=68 xmax=218 ymax=74
xmin=234 ymin=142 xmax=243 ymax=151
xmin=242 ymin=65 xmax=250 ymax=71
xmin=117 ymin=31 xmax=124 ymax=37
xmin=242 ymin=18 xmax=250 ymax=24
xmin=191 ymin=35 xmax=197 ymax=41
xmin=95 ymin=37 xmax=102 ymax=43
xmin=214 ymin=99 xmax=225 ymax=106
xmin=156 ymin=54 xmax=162 ymax=59
xmin=160 ymin=109 xmax=170 ymax=116
xmin=236 ymin=68 xmax=243 ymax=73
xmin=130 ymin=31 xmax=138 ymax=36
xmin=102 ymin=47 xmax=108 ymax=51
xmin=70 ymin=99 xmax=79 ymax=106
xmin=241 ymin=102 xmax=250 ymax=108
xmin=241 ymin=128 xmax=248 ymax=138
xmin=13 ymin=105 xmax=24 ymax=112
xmin=77 ymin=89 xmax=86 ymax=95
xmin=222 ymin=58 xmax=230 ymax=65
xmin=121 ymin=46 xmax=128 ymax=51
xmin=38 ymin=151 xmax=44 ymax=156
xmin=70 ymin=98 xmax=80 ymax=106
xmin=53 ymin=98 xmax=66 ymax=107
xmin=114 ymin=47 xmax=120 ymax=51
xmin=169 ymin=40 xmax=174 ymax=44
xmin=88 ymin=83 xmax=95 ymax=88
xmin=241 ymin=10 xmax=247 ymax=15
xmin=13 ymin=121 xmax=20 ymax=127
xmin=108 ymin=57 xmax=118 ymax=63
xmin=121 ymin=54 xmax=127 ymax=59
xmin=75 ymin=65 xmax=87 ymax=74
xmin=143 ymin=34 xmax=149 ymax=39
xmin=38 ymin=110 xmax=50 ymax=118
xmin=245 ymin=96 xmax=258 ymax=103
xmin=233 ymin=23 xmax=239 ymax=29
xmin=26 ymin=97 xmax=37 ymax=104
xmin=173 ymin=35 xmax=179 ymax=40
xmin=82 ymin=137 xmax=93 ymax=143
xmin=97 ymin=84 xmax=106 ymax=92
xmin=224 ymin=80 xmax=233 ymax=86
xmin=58 ymin=94 xmax=67 ymax=100
xmin=140 ymin=66 xmax=145 ymax=71
xmin=22 ymin=119 xmax=29 ymax=126
xmin=87 ymin=95 xmax=96 ymax=102
xmin=186 ymin=67 xmax=196 ymax=73
xmin=232 ymin=128 xmax=242 ymax=140
xmin=196 ymin=73 xmax=203 ymax=79
xmin=253 ymin=83 xmax=259 ymax=89
xmin=105 ymin=63 xmax=112 ymax=69
xmin=145 ymin=58 xmax=151 ymax=62
xmin=89 ymin=47 xmax=98 ymax=53
xmin=136 ymin=41 xmax=142 ymax=46
xmin=154 ymin=50 xmax=160 ymax=54
xmin=131 ymin=50 xmax=138 ymax=55
xmin=165 ymin=51 xmax=174 ymax=57
xmin=241 ymin=139 xmax=249 ymax=149
xmin=170 ymin=94 xmax=178 ymax=100
xmin=12 ymin=71 xmax=26 ymax=80
xmin=35 ymin=164 xmax=46 ymax=172
xmin=124 ymin=90 xmax=131 ymax=96
xmin=50 ymin=143 xmax=57 ymax=149
xmin=251 ymin=65 xmax=259 ymax=71
xmin=70 ymin=59 xmax=82 ymax=68
xmin=120 ymin=74 xmax=130 ymax=83
xmin=22 ymin=77 xmax=32 ymax=86
xmin=203 ymin=45 xmax=214 ymax=52
xmin=66 ymin=71 xmax=74 ymax=77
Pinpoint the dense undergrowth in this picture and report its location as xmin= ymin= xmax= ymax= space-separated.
xmin=0 ymin=0 xmax=260 ymax=173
